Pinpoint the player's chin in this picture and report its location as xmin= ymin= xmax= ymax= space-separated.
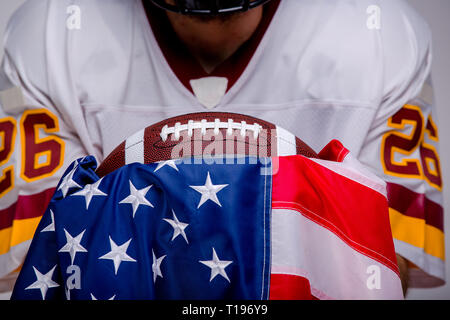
xmin=186 ymin=11 xmax=241 ymax=23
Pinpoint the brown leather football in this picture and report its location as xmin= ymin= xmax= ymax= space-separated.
xmin=96 ymin=112 xmax=317 ymax=177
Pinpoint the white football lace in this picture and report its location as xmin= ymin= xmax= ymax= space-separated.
xmin=160 ymin=119 xmax=263 ymax=142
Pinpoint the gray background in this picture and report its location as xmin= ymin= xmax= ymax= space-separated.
xmin=0 ymin=0 xmax=449 ymax=300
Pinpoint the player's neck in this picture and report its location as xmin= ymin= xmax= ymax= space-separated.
xmin=166 ymin=8 xmax=263 ymax=74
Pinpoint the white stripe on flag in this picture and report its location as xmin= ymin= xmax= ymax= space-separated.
xmin=276 ymin=126 xmax=296 ymax=156
xmin=271 ymin=208 xmax=403 ymax=300
xmin=125 ymin=129 xmax=145 ymax=165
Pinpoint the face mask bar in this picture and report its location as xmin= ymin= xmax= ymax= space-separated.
xmin=149 ymin=0 xmax=272 ymax=15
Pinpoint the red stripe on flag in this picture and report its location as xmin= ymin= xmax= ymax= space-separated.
xmin=317 ymin=139 xmax=350 ymax=162
xmin=386 ymin=182 xmax=443 ymax=231
xmin=0 ymin=188 xmax=55 ymax=230
xmin=270 ymin=274 xmax=317 ymax=300
xmin=272 ymin=156 xmax=399 ymax=275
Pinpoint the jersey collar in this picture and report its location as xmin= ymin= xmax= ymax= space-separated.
xmin=142 ymin=0 xmax=280 ymax=95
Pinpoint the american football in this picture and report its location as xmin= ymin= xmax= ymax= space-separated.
xmin=96 ymin=112 xmax=318 ymax=177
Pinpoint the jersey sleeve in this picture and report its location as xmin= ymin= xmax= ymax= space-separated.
xmin=0 ymin=0 xmax=93 ymax=292
xmin=358 ymin=0 xmax=444 ymax=288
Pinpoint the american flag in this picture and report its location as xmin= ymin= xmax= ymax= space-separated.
xmin=11 ymin=141 xmax=404 ymax=300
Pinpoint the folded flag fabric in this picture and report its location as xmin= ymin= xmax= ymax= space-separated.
xmin=11 ymin=140 xmax=404 ymax=300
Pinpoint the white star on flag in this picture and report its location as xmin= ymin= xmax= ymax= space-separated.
xmin=90 ymin=293 xmax=116 ymax=300
xmin=25 ymin=265 xmax=60 ymax=300
xmin=57 ymin=164 xmax=82 ymax=197
xmin=72 ymin=178 xmax=107 ymax=210
xmin=58 ymin=229 xmax=88 ymax=264
xmin=154 ymin=159 xmax=179 ymax=172
xmin=99 ymin=236 xmax=137 ymax=275
xmin=190 ymin=172 xmax=228 ymax=209
xmin=119 ymin=180 xmax=154 ymax=218
xmin=41 ymin=209 xmax=55 ymax=233
xmin=199 ymin=247 xmax=233 ymax=283
xmin=152 ymin=249 xmax=166 ymax=283
xmin=163 ymin=210 xmax=189 ymax=244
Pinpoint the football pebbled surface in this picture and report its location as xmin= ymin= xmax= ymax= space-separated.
xmin=96 ymin=112 xmax=317 ymax=177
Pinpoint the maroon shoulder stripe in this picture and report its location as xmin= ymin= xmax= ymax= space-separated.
xmin=386 ymin=182 xmax=443 ymax=231
xmin=0 ymin=188 xmax=55 ymax=230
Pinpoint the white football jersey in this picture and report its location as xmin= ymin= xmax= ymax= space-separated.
xmin=0 ymin=0 xmax=444 ymax=292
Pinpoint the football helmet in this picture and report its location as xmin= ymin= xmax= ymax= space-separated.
xmin=149 ymin=0 xmax=273 ymax=15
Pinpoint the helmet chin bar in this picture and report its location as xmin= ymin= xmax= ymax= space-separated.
xmin=149 ymin=0 xmax=272 ymax=15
